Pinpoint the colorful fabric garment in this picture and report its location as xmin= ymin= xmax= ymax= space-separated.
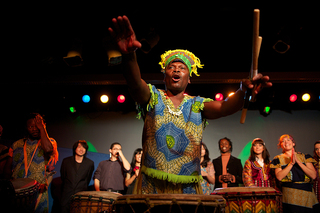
xmin=314 ymin=161 xmax=320 ymax=202
xmin=200 ymin=161 xmax=215 ymax=195
xmin=12 ymin=138 xmax=58 ymax=213
xmin=159 ymin=49 xmax=204 ymax=77
xmin=242 ymin=159 xmax=272 ymax=187
xmin=136 ymin=84 xmax=213 ymax=194
xmin=270 ymin=153 xmax=319 ymax=212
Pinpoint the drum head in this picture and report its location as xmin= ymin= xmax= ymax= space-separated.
xmin=213 ymin=187 xmax=277 ymax=194
xmin=11 ymin=178 xmax=38 ymax=192
xmin=113 ymin=194 xmax=226 ymax=213
xmin=73 ymin=191 xmax=120 ymax=200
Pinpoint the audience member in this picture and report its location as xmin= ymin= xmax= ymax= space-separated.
xmin=270 ymin=134 xmax=319 ymax=213
xmin=93 ymin=142 xmax=130 ymax=194
xmin=242 ymin=138 xmax=275 ymax=187
xmin=313 ymin=140 xmax=320 ymax=202
xmin=125 ymin=148 xmax=142 ymax=194
xmin=60 ymin=140 xmax=94 ymax=213
xmin=212 ymin=137 xmax=243 ymax=188
xmin=11 ymin=113 xmax=58 ymax=213
xmin=200 ymin=142 xmax=215 ymax=194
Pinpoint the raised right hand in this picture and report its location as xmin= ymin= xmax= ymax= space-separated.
xmin=108 ymin=15 xmax=142 ymax=54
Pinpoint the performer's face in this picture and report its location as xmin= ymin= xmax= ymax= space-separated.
xmin=164 ymin=62 xmax=190 ymax=94
xmin=252 ymin=142 xmax=264 ymax=155
xmin=26 ymin=119 xmax=40 ymax=139
xmin=75 ymin=143 xmax=86 ymax=157
xmin=281 ymin=136 xmax=295 ymax=151
xmin=219 ymin=139 xmax=231 ymax=153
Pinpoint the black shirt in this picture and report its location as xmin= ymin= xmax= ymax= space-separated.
xmin=93 ymin=159 xmax=130 ymax=191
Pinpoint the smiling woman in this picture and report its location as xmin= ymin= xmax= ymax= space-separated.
xmin=270 ymin=134 xmax=319 ymax=212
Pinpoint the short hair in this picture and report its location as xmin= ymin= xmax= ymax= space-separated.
xmin=278 ymin=134 xmax=295 ymax=151
xmin=73 ymin=140 xmax=89 ymax=156
xmin=218 ymin=137 xmax=233 ymax=152
xmin=110 ymin=142 xmax=121 ymax=149
xmin=25 ymin=113 xmax=46 ymax=124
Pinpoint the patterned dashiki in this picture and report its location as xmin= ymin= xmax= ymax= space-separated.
xmin=12 ymin=138 xmax=58 ymax=213
xmin=270 ymin=153 xmax=319 ymax=213
xmin=135 ymin=84 xmax=213 ymax=194
xmin=242 ymin=159 xmax=273 ymax=187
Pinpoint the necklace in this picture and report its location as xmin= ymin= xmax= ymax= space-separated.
xmin=167 ymin=105 xmax=183 ymax=116
xmin=164 ymin=92 xmax=185 ymax=117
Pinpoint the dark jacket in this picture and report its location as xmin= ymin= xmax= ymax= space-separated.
xmin=212 ymin=155 xmax=243 ymax=189
xmin=60 ymin=156 xmax=94 ymax=213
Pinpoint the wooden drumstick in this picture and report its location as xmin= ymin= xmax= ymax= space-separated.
xmin=240 ymin=9 xmax=262 ymax=124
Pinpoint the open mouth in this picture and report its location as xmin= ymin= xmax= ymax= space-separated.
xmin=172 ymin=74 xmax=180 ymax=82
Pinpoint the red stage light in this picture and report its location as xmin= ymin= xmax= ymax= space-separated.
xmin=289 ymin=94 xmax=297 ymax=102
xmin=117 ymin=95 xmax=125 ymax=103
xmin=215 ymin=93 xmax=223 ymax=101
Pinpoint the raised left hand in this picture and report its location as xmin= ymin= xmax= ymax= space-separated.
xmin=241 ymin=73 xmax=272 ymax=94
xmin=34 ymin=114 xmax=45 ymax=130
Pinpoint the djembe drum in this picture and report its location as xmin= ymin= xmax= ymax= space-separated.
xmin=11 ymin=178 xmax=40 ymax=213
xmin=70 ymin=191 xmax=120 ymax=213
xmin=212 ymin=187 xmax=282 ymax=213
xmin=113 ymin=194 xmax=226 ymax=213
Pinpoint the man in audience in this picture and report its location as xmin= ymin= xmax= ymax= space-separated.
xmin=93 ymin=142 xmax=131 ymax=194
xmin=212 ymin=137 xmax=243 ymax=188
xmin=60 ymin=140 xmax=94 ymax=213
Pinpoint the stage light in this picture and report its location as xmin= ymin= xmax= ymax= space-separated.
xmin=264 ymin=106 xmax=271 ymax=114
xmin=82 ymin=95 xmax=90 ymax=103
xmin=117 ymin=95 xmax=125 ymax=103
xmin=100 ymin=95 xmax=109 ymax=103
xmin=215 ymin=93 xmax=223 ymax=101
xmin=228 ymin=92 xmax=235 ymax=97
xmin=289 ymin=94 xmax=297 ymax=102
xmin=302 ymin=93 xmax=310 ymax=102
xmin=69 ymin=107 xmax=76 ymax=113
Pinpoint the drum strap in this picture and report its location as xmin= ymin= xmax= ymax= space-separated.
xmin=23 ymin=139 xmax=40 ymax=178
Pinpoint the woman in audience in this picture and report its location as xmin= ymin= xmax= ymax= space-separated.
xmin=125 ymin=148 xmax=142 ymax=194
xmin=313 ymin=140 xmax=320 ymax=202
xmin=270 ymin=134 xmax=319 ymax=213
xmin=200 ymin=142 xmax=215 ymax=194
xmin=242 ymin=138 xmax=274 ymax=187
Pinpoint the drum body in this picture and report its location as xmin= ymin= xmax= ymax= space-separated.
xmin=212 ymin=187 xmax=282 ymax=213
xmin=113 ymin=194 xmax=226 ymax=213
xmin=11 ymin=178 xmax=40 ymax=213
xmin=71 ymin=191 xmax=120 ymax=213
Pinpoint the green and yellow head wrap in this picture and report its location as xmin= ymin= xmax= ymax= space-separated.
xmin=159 ymin=49 xmax=204 ymax=77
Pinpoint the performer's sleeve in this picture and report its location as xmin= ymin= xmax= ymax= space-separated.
xmin=136 ymin=84 xmax=157 ymax=120
xmin=304 ymin=153 xmax=317 ymax=164
xmin=242 ymin=160 xmax=254 ymax=187
xmin=269 ymin=156 xmax=281 ymax=169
